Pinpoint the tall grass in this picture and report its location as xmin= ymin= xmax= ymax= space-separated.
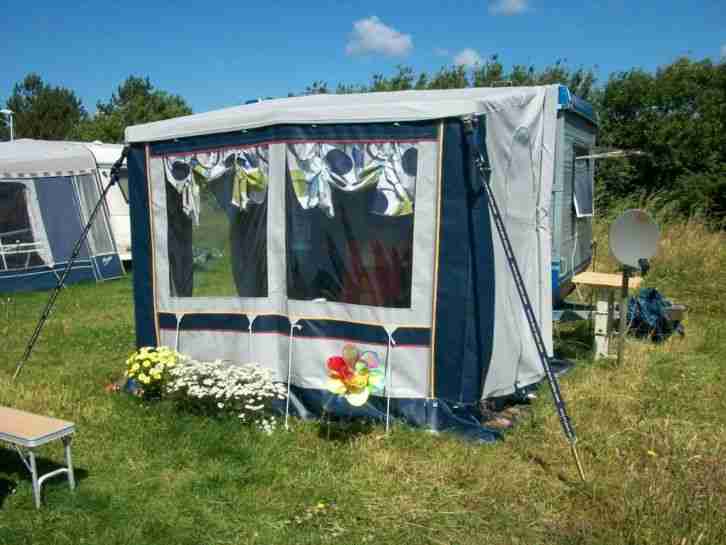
xmin=0 ymin=215 xmax=724 ymax=544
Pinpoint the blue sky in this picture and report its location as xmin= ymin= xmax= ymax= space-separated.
xmin=1 ymin=1 xmax=724 ymax=114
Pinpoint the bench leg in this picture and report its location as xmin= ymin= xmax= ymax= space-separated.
xmin=594 ymin=294 xmax=610 ymax=358
xmin=62 ymin=436 xmax=76 ymax=491
xmin=28 ymin=450 xmax=41 ymax=509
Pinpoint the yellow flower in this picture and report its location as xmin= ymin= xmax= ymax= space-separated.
xmin=131 ymin=362 xmax=140 ymax=372
xmin=138 ymin=373 xmax=150 ymax=384
xmin=142 ymin=360 xmax=151 ymax=368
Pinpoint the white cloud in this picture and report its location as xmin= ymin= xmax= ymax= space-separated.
xmin=721 ymin=43 xmax=726 ymax=59
xmin=434 ymin=47 xmax=450 ymax=57
xmin=488 ymin=0 xmax=529 ymax=16
xmin=454 ymin=48 xmax=483 ymax=67
xmin=346 ymin=16 xmax=413 ymax=57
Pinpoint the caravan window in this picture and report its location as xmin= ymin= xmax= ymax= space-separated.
xmin=285 ymin=142 xmax=416 ymax=308
xmin=573 ymin=145 xmax=594 ymax=218
xmin=0 ymin=182 xmax=44 ymax=270
xmin=164 ymin=146 xmax=268 ymax=298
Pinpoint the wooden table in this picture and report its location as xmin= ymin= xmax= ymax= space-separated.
xmin=0 ymin=407 xmax=76 ymax=509
xmin=572 ymin=272 xmax=642 ymax=358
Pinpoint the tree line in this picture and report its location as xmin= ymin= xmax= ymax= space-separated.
xmin=1 ymin=56 xmax=724 ymax=221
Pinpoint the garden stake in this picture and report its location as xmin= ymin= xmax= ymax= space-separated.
xmin=463 ymin=117 xmax=586 ymax=482
xmin=285 ymin=320 xmax=302 ymax=430
xmin=13 ymin=147 xmax=129 ymax=381
xmin=383 ymin=329 xmax=396 ymax=434
xmin=616 ymin=266 xmax=632 ymax=367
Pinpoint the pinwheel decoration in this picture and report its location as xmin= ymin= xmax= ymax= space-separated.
xmin=326 ymin=344 xmax=385 ymax=406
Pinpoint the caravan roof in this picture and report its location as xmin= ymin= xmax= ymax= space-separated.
xmin=125 ymin=86 xmax=553 ymax=143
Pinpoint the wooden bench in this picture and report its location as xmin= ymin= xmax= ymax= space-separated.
xmin=572 ymin=271 xmax=643 ymax=358
xmin=0 ymin=407 xmax=76 ymax=509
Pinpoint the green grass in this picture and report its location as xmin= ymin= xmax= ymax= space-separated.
xmin=1 ymin=219 xmax=725 ymax=544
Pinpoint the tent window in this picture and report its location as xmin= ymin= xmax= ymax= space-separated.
xmin=573 ymin=146 xmax=594 ymax=218
xmin=74 ymin=174 xmax=116 ymax=255
xmin=285 ymin=142 xmax=416 ymax=308
xmin=0 ymin=182 xmax=44 ymax=270
xmin=164 ymin=146 xmax=268 ymax=298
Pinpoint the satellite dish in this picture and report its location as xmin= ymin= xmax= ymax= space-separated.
xmin=609 ymin=209 xmax=660 ymax=269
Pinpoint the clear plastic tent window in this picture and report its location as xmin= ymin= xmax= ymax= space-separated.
xmin=0 ymin=182 xmax=46 ymax=270
xmin=164 ymin=146 xmax=269 ymax=298
xmin=286 ymin=141 xmax=416 ymax=307
xmin=74 ymin=174 xmax=116 ymax=256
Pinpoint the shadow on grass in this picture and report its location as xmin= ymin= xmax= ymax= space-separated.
xmin=554 ymin=319 xmax=595 ymax=361
xmin=0 ymin=447 xmax=89 ymax=508
xmin=316 ymin=417 xmax=377 ymax=443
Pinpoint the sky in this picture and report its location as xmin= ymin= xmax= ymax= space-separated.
xmin=1 ymin=0 xmax=724 ymax=114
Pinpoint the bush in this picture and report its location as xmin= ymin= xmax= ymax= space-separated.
xmin=125 ymin=346 xmax=180 ymax=400
xmin=166 ymin=359 xmax=287 ymax=434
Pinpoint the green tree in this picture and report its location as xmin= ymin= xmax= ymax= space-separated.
xmin=305 ymin=81 xmax=330 ymax=95
xmin=0 ymin=114 xmax=9 ymax=141
xmin=5 ymin=73 xmax=87 ymax=139
xmin=74 ymin=76 xmax=192 ymax=143
xmin=596 ymin=58 xmax=726 ymax=219
xmin=303 ymin=57 xmax=597 ymax=98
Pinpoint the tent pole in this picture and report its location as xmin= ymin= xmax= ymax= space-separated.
xmin=13 ymin=147 xmax=129 ymax=381
xmin=285 ymin=320 xmax=301 ymax=430
xmin=462 ymin=118 xmax=586 ymax=482
xmin=616 ymin=267 xmax=631 ymax=367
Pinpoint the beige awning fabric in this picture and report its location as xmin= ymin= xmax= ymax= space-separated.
xmin=125 ymin=86 xmax=554 ymax=143
xmin=0 ymin=139 xmax=98 ymax=179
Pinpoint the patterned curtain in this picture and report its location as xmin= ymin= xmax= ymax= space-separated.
xmin=164 ymin=145 xmax=269 ymax=224
xmin=287 ymin=142 xmax=418 ymax=218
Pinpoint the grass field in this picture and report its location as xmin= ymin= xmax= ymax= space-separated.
xmin=0 ymin=217 xmax=725 ymax=545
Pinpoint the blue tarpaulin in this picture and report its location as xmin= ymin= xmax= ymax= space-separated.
xmin=627 ymin=288 xmax=684 ymax=342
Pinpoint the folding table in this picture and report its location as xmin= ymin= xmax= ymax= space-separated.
xmin=0 ymin=407 xmax=76 ymax=509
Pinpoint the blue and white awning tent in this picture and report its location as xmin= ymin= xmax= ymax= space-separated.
xmin=0 ymin=139 xmax=125 ymax=293
xmin=125 ymin=85 xmax=596 ymax=439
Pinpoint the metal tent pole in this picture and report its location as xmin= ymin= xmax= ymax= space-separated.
xmin=616 ymin=266 xmax=632 ymax=367
xmin=462 ymin=118 xmax=586 ymax=481
xmin=13 ymin=147 xmax=129 ymax=381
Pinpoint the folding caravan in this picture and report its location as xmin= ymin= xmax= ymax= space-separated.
xmin=125 ymin=85 xmax=596 ymax=436
xmin=0 ymin=139 xmax=126 ymax=292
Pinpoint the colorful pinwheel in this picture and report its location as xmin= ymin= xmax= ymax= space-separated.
xmin=326 ymin=344 xmax=385 ymax=406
